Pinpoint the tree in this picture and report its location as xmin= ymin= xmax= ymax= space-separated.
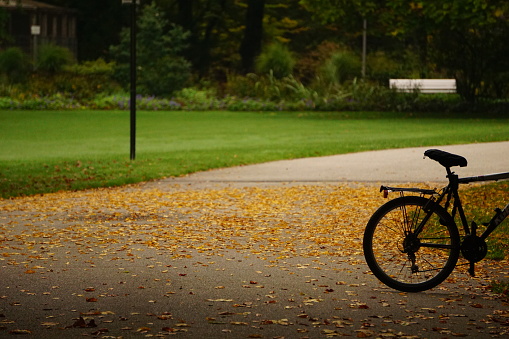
xmin=239 ymin=0 xmax=266 ymax=73
xmin=301 ymin=0 xmax=509 ymax=101
xmin=299 ymin=0 xmax=389 ymax=78
xmin=156 ymin=0 xmax=247 ymax=79
xmin=299 ymin=0 xmax=377 ymax=27
xmin=110 ymin=2 xmax=191 ymax=97
xmin=0 ymin=7 xmax=11 ymax=49
xmin=423 ymin=0 xmax=509 ymax=100
xmin=239 ymin=0 xmax=310 ymax=74
xmin=155 ymin=0 xmax=230 ymax=77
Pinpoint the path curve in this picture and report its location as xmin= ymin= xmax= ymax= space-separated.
xmin=161 ymin=141 xmax=509 ymax=186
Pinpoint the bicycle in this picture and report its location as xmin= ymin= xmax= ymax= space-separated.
xmin=363 ymin=149 xmax=509 ymax=292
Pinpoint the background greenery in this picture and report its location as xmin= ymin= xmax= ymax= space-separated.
xmin=0 ymin=1 xmax=508 ymax=105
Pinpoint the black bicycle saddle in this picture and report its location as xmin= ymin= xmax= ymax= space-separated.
xmin=424 ymin=149 xmax=468 ymax=168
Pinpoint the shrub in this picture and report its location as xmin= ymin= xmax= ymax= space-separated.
xmin=63 ymin=58 xmax=115 ymax=76
xmin=223 ymin=72 xmax=257 ymax=98
xmin=224 ymin=71 xmax=350 ymax=107
xmin=0 ymin=93 xmax=83 ymax=110
xmin=27 ymin=72 xmax=120 ymax=101
xmin=295 ymin=41 xmax=342 ymax=84
xmin=25 ymin=58 xmax=119 ymax=101
xmin=0 ymin=47 xmax=31 ymax=83
xmin=174 ymin=87 xmax=220 ymax=110
xmin=36 ymin=44 xmax=74 ymax=73
xmin=366 ymin=52 xmax=406 ymax=85
xmin=321 ymin=51 xmax=361 ymax=84
xmin=138 ymin=55 xmax=191 ymax=97
xmin=255 ymin=43 xmax=295 ymax=79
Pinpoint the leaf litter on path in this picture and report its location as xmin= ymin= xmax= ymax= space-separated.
xmin=0 ymin=182 xmax=508 ymax=338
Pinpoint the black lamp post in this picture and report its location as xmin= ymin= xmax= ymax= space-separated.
xmin=122 ymin=0 xmax=137 ymax=160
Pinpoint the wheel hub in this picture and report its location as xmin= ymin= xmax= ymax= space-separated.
xmin=402 ymin=232 xmax=421 ymax=253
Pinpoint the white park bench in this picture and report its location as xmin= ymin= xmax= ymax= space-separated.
xmin=389 ymin=79 xmax=456 ymax=93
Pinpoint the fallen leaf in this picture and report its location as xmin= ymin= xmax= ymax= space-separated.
xmin=40 ymin=322 xmax=59 ymax=327
xmin=356 ymin=329 xmax=374 ymax=337
xmin=71 ymin=317 xmax=87 ymax=328
xmin=8 ymin=329 xmax=31 ymax=335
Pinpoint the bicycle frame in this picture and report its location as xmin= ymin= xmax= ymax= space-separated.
xmin=381 ymin=169 xmax=509 ymax=240
xmin=458 ymin=171 xmax=509 ymax=240
xmin=451 ymin=169 xmax=509 ymax=239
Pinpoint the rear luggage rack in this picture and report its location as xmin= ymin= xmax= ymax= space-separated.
xmin=380 ymin=185 xmax=437 ymax=198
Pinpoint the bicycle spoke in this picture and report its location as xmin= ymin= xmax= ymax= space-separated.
xmin=409 ymin=204 xmax=423 ymax=233
xmin=399 ymin=204 xmax=414 ymax=234
xmin=419 ymin=256 xmax=445 ymax=273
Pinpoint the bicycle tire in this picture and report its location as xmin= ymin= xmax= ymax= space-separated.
xmin=363 ymin=196 xmax=460 ymax=292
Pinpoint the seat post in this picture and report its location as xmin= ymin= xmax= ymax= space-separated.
xmin=446 ymin=167 xmax=459 ymax=191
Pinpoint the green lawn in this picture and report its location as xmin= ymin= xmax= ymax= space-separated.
xmin=1 ymin=110 xmax=509 ymax=198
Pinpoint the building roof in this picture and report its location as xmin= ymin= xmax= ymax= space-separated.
xmin=0 ymin=0 xmax=68 ymax=11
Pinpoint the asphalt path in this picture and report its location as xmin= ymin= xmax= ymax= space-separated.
xmin=164 ymin=141 xmax=509 ymax=186
xmin=1 ymin=142 xmax=508 ymax=339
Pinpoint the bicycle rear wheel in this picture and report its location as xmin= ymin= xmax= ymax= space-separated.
xmin=363 ymin=196 xmax=460 ymax=292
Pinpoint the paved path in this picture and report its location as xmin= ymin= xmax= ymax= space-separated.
xmin=1 ymin=142 xmax=508 ymax=338
xmin=164 ymin=141 xmax=509 ymax=185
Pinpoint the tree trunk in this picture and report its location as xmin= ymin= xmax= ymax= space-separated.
xmin=176 ymin=0 xmax=194 ymax=32
xmin=239 ymin=0 xmax=265 ymax=73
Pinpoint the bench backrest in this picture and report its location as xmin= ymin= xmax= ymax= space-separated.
xmin=390 ymin=79 xmax=456 ymax=93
